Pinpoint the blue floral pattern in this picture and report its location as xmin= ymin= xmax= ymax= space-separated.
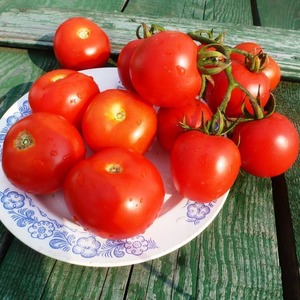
xmin=185 ymin=200 xmax=217 ymax=225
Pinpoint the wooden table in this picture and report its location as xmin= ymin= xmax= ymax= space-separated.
xmin=0 ymin=1 xmax=299 ymax=299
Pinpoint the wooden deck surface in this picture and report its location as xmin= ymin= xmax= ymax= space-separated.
xmin=0 ymin=1 xmax=299 ymax=299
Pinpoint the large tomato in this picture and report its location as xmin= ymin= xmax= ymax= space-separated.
xmin=205 ymin=60 xmax=270 ymax=118
xmin=53 ymin=17 xmax=111 ymax=70
xmin=230 ymin=42 xmax=281 ymax=90
xmin=156 ymin=98 xmax=213 ymax=152
xmin=82 ymin=89 xmax=157 ymax=154
xmin=130 ymin=31 xmax=202 ymax=107
xmin=117 ymin=39 xmax=144 ymax=92
xmin=2 ymin=112 xmax=86 ymax=194
xmin=170 ymin=130 xmax=241 ymax=202
xmin=64 ymin=147 xmax=165 ymax=239
xmin=28 ymin=69 xmax=100 ymax=128
xmin=230 ymin=112 xmax=299 ymax=177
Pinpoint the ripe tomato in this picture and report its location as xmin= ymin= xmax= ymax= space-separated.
xmin=231 ymin=42 xmax=281 ymax=90
xmin=53 ymin=17 xmax=111 ymax=70
xmin=230 ymin=112 xmax=299 ymax=177
xmin=205 ymin=60 xmax=270 ymax=118
xmin=64 ymin=147 xmax=165 ymax=239
xmin=170 ymin=130 xmax=241 ymax=202
xmin=117 ymin=39 xmax=144 ymax=92
xmin=130 ymin=31 xmax=202 ymax=107
xmin=2 ymin=112 xmax=86 ymax=194
xmin=82 ymin=89 xmax=157 ymax=154
xmin=156 ymin=98 xmax=213 ymax=152
xmin=28 ymin=69 xmax=100 ymax=128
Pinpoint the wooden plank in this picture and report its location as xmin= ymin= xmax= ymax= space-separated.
xmin=195 ymin=175 xmax=282 ymax=299
xmin=0 ymin=0 xmax=126 ymax=13
xmin=0 ymin=239 xmax=56 ymax=299
xmin=0 ymin=9 xmax=299 ymax=81
xmin=274 ymin=81 xmax=300 ymax=269
xmin=124 ymin=0 xmax=253 ymax=26
xmin=256 ymin=0 xmax=300 ymax=30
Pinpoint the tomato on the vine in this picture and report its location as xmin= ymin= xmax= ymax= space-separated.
xmin=130 ymin=31 xmax=202 ymax=107
xmin=2 ymin=112 xmax=86 ymax=194
xmin=231 ymin=42 xmax=281 ymax=90
xmin=205 ymin=60 xmax=270 ymax=118
xmin=170 ymin=130 xmax=241 ymax=202
xmin=53 ymin=17 xmax=111 ymax=70
xmin=64 ymin=147 xmax=165 ymax=239
xmin=117 ymin=39 xmax=144 ymax=92
xmin=156 ymin=98 xmax=213 ymax=152
xmin=230 ymin=112 xmax=299 ymax=177
xmin=28 ymin=69 xmax=100 ymax=128
xmin=82 ymin=89 xmax=157 ymax=154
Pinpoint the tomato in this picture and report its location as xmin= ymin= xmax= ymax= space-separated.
xmin=28 ymin=69 xmax=100 ymax=128
xmin=2 ymin=112 xmax=86 ymax=194
xmin=170 ymin=130 xmax=241 ymax=202
xmin=156 ymin=98 xmax=213 ymax=152
xmin=231 ymin=42 xmax=281 ymax=90
xmin=205 ymin=60 xmax=270 ymax=118
xmin=117 ymin=39 xmax=144 ymax=92
xmin=53 ymin=17 xmax=111 ymax=70
xmin=82 ymin=89 xmax=157 ymax=154
xmin=130 ymin=31 xmax=202 ymax=107
xmin=230 ymin=113 xmax=299 ymax=177
xmin=64 ymin=147 xmax=165 ymax=239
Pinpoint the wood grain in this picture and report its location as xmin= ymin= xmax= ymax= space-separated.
xmin=0 ymin=9 xmax=299 ymax=81
xmin=256 ymin=0 xmax=300 ymax=30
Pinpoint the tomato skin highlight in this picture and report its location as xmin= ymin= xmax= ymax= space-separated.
xmin=64 ymin=147 xmax=165 ymax=239
xmin=170 ymin=131 xmax=241 ymax=202
xmin=230 ymin=112 xmax=299 ymax=177
xmin=2 ymin=112 xmax=86 ymax=194
xmin=28 ymin=69 xmax=100 ymax=128
xmin=130 ymin=31 xmax=202 ymax=107
xmin=82 ymin=89 xmax=157 ymax=154
xmin=53 ymin=17 xmax=111 ymax=70
xmin=156 ymin=98 xmax=213 ymax=152
xmin=205 ymin=60 xmax=270 ymax=118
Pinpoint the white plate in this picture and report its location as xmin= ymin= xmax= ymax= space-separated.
xmin=0 ymin=68 xmax=228 ymax=267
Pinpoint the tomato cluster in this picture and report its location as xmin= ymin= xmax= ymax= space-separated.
xmin=1 ymin=18 xmax=299 ymax=239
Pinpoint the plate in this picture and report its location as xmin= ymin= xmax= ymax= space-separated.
xmin=0 ymin=68 xmax=228 ymax=267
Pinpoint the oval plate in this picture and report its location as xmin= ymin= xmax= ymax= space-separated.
xmin=0 ymin=68 xmax=228 ymax=267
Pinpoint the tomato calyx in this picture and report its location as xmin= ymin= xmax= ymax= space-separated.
xmin=105 ymin=163 xmax=123 ymax=174
xmin=14 ymin=130 xmax=35 ymax=150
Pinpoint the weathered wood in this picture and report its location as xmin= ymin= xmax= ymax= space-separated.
xmin=0 ymin=9 xmax=299 ymax=81
xmin=124 ymin=0 xmax=254 ymax=26
xmin=256 ymin=0 xmax=300 ymax=30
xmin=0 ymin=0 xmax=126 ymax=13
xmin=274 ymin=81 xmax=300 ymax=271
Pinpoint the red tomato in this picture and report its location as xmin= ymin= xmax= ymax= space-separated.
xmin=53 ymin=17 xmax=111 ymax=70
xmin=130 ymin=31 xmax=202 ymax=107
xmin=170 ymin=130 xmax=241 ymax=202
xmin=64 ymin=147 xmax=165 ymax=239
xmin=2 ymin=112 xmax=86 ymax=194
xmin=117 ymin=39 xmax=144 ymax=92
xmin=82 ymin=89 xmax=157 ymax=154
xmin=156 ymin=98 xmax=213 ymax=152
xmin=205 ymin=60 xmax=270 ymax=118
xmin=231 ymin=42 xmax=281 ymax=90
xmin=230 ymin=113 xmax=299 ymax=177
xmin=28 ymin=69 xmax=100 ymax=128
